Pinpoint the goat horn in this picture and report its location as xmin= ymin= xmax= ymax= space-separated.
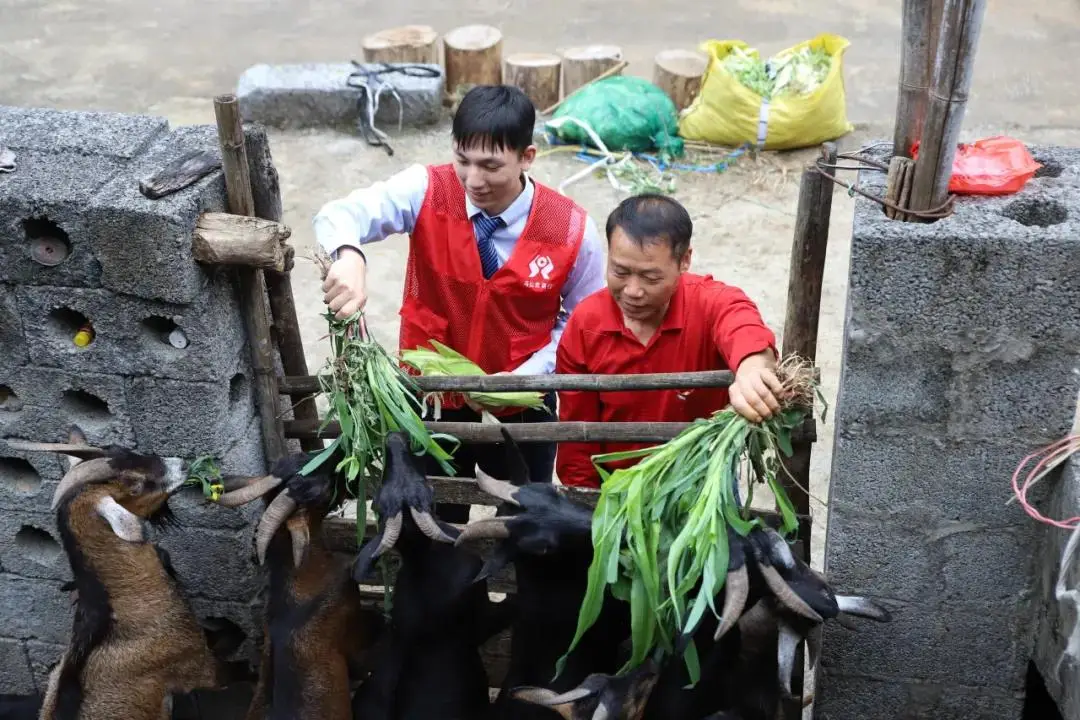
xmin=51 ymin=458 xmax=118 ymax=510
xmin=287 ymin=511 xmax=310 ymax=569
xmin=454 ymin=517 xmax=511 ymax=545
xmin=255 ymin=492 xmax=297 ymax=565
xmin=5 ymin=440 xmax=105 ymax=463
xmin=805 ymin=623 xmax=823 ymax=672
xmin=409 ymin=507 xmax=457 ymax=544
xmin=374 ymin=512 xmax=403 ymax=557
xmin=776 ymin=618 xmax=801 ymax=699
xmin=474 ymin=466 xmax=522 ymax=506
xmin=95 ymin=496 xmax=146 ymax=543
xmin=217 ymin=475 xmax=284 ymax=507
xmin=759 ymin=565 xmax=823 ymax=623
xmin=512 ymin=686 xmax=593 ymax=715
xmin=835 ymin=595 xmax=892 ymax=622
xmin=714 ymin=565 xmax=749 ymax=641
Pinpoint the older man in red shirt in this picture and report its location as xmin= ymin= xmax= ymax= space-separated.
xmin=555 ymin=193 xmax=784 ymax=488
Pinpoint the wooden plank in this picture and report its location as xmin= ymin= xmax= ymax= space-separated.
xmin=284 ymin=418 xmax=816 ymax=444
xmin=213 ymin=94 xmax=287 ymax=464
xmin=280 ymin=369 xmax=735 ymax=396
xmin=191 ymin=212 xmax=291 ymax=271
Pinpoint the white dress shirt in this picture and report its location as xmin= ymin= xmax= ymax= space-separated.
xmin=312 ymin=163 xmax=607 ymax=375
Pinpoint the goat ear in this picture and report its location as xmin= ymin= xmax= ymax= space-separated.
xmin=95 ymin=496 xmax=146 ymax=542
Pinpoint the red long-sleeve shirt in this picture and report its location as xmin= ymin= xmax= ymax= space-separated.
xmin=555 ymin=273 xmax=777 ymax=488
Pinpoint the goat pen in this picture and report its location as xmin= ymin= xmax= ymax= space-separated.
xmin=196 ymin=93 xmax=839 ymax=719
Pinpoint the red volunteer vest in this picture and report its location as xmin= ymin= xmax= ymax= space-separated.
xmin=399 ymin=164 xmax=586 ymax=411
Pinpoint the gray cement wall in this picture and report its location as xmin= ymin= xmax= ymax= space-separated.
xmin=816 ymin=144 xmax=1080 ymax=719
xmin=0 ymin=105 xmax=278 ymax=694
xmin=1031 ymin=455 xmax=1080 ymax=719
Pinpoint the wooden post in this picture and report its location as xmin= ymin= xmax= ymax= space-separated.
xmin=560 ymin=45 xmax=624 ymax=97
xmin=213 ymin=94 xmax=287 ymax=465
xmin=191 ymin=213 xmax=291 ymax=270
xmin=652 ymin=49 xmax=708 ymax=111
xmin=504 ymin=53 xmax=562 ymax=111
xmin=908 ymin=0 xmax=987 ymax=213
xmin=362 ymin=25 xmax=439 ymax=64
xmin=777 ymin=142 xmax=836 ymax=720
xmin=443 ymin=25 xmax=503 ymax=95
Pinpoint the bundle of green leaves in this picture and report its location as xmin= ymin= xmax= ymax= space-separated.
xmin=723 ymin=45 xmax=833 ymax=100
xmin=558 ymin=355 xmax=823 ymax=682
xmin=301 ymin=310 xmax=458 ymax=536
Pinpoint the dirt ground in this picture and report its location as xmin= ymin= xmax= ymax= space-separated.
xmin=4 ymin=0 xmax=1080 ymax=566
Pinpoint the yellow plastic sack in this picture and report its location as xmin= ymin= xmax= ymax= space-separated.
xmin=678 ymin=33 xmax=854 ymax=151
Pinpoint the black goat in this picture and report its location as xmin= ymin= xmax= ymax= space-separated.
xmin=350 ymin=432 xmax=510 ymax=720
xmin=7 ymin=427 xmax=221 ymax=720
xmin=213 ymin=448 xmax=376 ymax=720
xmin=510 ymin=524 xmax=891 ymax=720
xmin=454 ymin=428 xmax=630 ymax=719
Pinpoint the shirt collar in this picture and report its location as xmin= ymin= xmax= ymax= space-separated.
xmin=598 ymin=274 xmax=688 ymax=334
xmin=465 ymin=173 xmax=535 ymax=225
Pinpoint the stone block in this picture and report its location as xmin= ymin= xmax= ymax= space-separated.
xmin=157 ymin=526 xmax=262 ymax=603
xmin=0 ymin=105 xmax=167 ymax=159
xmin=85 ymin=125 xmax=227 ymax=304
xmin=126 ymin=372 xmax=254 ymax=459
xmin=14 ymin=281 xmax=246 ymax=383
xmin=25 ymin=640 xmax=64 ymax=694
xmin=0 ymin=638 xmax=34 ymax=695
xmin=827 ymin=434 xmax=1037 ymax=528
xmin=0 ymin=285 xmax=27 ymax=372
xmin=821 ymin=596 xmax=1028 ymax=691
xmin=847 ymin=168 xmax=1080 ymax=354
xmin=237 ymin=62 xmax=444 ymax=131
xmin=0 ymin=440 xmax=63 ymax=513
xmin=187 ymin=596 xmax=265 ymax=667
xmin=0 ymin=509 xmax=69 ymax=583
xmin=0 ymin=574 xmax=73 ymax=644
xmin=0 ymin=150 xmax=120 ymax=289
xmin=814 ymin=672 xmax=1025 ymax=720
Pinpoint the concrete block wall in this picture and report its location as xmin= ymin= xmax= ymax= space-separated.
xmin=816 ymin=144 xmax=1080 ymax=719
xmin=1031 ymin=456 xmax=1080 ymax=719
xmin=0 ymin=105 xmax=279 ymax=693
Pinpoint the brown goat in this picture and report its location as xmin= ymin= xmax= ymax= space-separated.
xmin=216 ymin=449 xmax=373 ymax=720
xmin=6 ymin=427 xmax=220 ymax=720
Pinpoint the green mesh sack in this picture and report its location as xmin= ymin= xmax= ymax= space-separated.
xmin=546 ymin=76 xmax=684 ymax=157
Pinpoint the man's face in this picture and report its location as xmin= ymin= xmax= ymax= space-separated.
xmin=453 ymin=141 xmax=536 ymax=215
xmin=606 ymin=226 xmax=691 ymax=325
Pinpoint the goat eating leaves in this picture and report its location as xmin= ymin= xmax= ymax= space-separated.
xmin=6 ymin=427 xmax=219 ymax=720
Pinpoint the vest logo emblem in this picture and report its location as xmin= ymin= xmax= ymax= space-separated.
xmin=524 ymin=255 xmax=555 ymax=290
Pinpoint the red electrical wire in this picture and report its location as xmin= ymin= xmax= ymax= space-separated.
xmin=1011 ymin=434 xmax=1080 ymax=529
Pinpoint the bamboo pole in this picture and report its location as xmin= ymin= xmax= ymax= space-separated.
xmin=213 ymin=94 xmax=288 ymax=465
xmin=893 ymin=0 xmax=934 ymax=158
xmin=908 ymin=0 xmax=987 ymax=213
xmin=279 ymin=368 xmax=735 ymax=395
xmin=283 ymin=418 xmax=816 ymax=445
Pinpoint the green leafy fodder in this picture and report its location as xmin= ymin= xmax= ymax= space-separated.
xmin=401 ymin=340 xmax=548 ymax=412
xmin=557 ymin=354 xmax=822 ymax=683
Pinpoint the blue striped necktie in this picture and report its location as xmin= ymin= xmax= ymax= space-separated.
xmin=473 ymin=213 xmax=505 ymax=279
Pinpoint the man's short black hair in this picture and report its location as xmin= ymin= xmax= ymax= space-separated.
xmin=605 ymin=193 xmax=693 ymax=259
xmin=452 ymin=85 xmax=536 ymax=155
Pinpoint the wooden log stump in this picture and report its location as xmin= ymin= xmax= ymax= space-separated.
xmin=504 ymin=53 xmax=562 ymax=111
xmin=653 ymin=49 xmax=708 ymax=111
xmin=361 ymin=25 xmax=439 ymax=64
xmin=443 ymin=25 xmax=503 ymax=96
xmin=560 ymin=45 xmax=623 ymax=97
xmin=191 ymin=213 xmax=291 ymax=271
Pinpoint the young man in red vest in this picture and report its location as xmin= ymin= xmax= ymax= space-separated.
xmin=315 ymin=84 xmax=605 ymax=518
xmin=555 ymin=193 xmax=785 ymax=488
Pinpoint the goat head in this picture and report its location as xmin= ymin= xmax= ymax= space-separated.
xmin=511 ymin=658 xmax=661 ymax=720
xmin=6 ymin=426 xmax=186 ymax=541
xmin=353 ymin=431 xmax=459 ymax=581
xmin=215 ymin=449 xmax=341 ymax=566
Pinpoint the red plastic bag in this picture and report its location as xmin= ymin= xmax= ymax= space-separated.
xmin=911 ymin=136 xmax=1042 ymax=195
